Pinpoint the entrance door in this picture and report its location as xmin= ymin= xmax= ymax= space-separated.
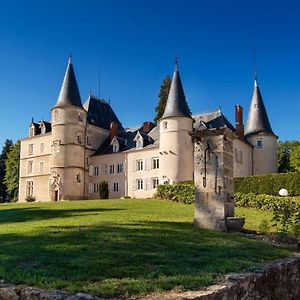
xmin=54 ymin=190 xmax=59 ymax=202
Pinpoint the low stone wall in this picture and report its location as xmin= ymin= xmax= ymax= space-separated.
xmin=1 ymin=256 xmax=300 ymax=300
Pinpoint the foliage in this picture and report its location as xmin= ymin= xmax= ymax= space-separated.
xmin=290 ymin=145 xmax=300 ymax=172
xmin=99 ymin=181 xmax=109 ymax=199
xmin=0 ymin=139 xmax=13 ymax=202
xmin=235 ymin=192 xmax=300 ymax=234
xmin=156 ymin=183 xmax=195 ymax=204
xmin=0 ymin=199 xmax=291 ymax=298
xmin=234 ymin=172 xmax=300 ymax=196
xmin=25 ymin=195 xmax=36 ymax=202
xmin=277 ymin=140 xmax=300 ymax=173
xmin=154 ymin=75 xmax=171 ymax=122
xmin=4 ymin=140 xmax=20 ymax=202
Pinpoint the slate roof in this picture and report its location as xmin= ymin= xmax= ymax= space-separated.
xmin=83 ymin=95 xmax=123 ymax=131
xmin=244 ymin=77 xmax=275 ymax=137
xmin=53 ymin=56 xmax=83 ymax=108
xmin=30 ymin=120 xmax=52 ymax=135
xmin=193 ymin=110 xmax=236 ymax=132
xmin=161 ymin=62 xmax=191 ymax=119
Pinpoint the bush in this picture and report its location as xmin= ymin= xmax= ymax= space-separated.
xmin=99 ymin=181 xmax=109 ymax=199
xmin=156 ymin=183 xmax=194 ymax=204
xmin=25 ymin=195 xmax=36 ymax=202
xmin=234 ymin=172 xmax=300 ymax=196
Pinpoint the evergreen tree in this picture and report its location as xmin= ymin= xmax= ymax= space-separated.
xmin=0 ymin=139 xmax=13 ymax=202
xmin=4 ymin=140 xmax=20 ymax=202
xmin=154 ymin=75 xmax=171 ymax=123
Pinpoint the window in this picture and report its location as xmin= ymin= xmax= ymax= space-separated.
xmin=41 ymin=126 xmax=46 ymax=134
xmin=76 ymin=173 xmax=81 ymax=183
xmin=29 ymin=126 xmax=35 ymax=137
xmin=109 ymin=164 xmax=115 ymax=174
xmin=40 ymin=143 xmax=44 ymax=153
xmin=137 ymin=159 xmax=143 ymax=171
xmin=137 ymin=179 xmax=143 ymax=190
xmin=93 ymin=183 xmax=99 ymax=193
xmin=117 ymin=163 xmax=124 ymax=173
xmin=78 ymin=113 xmax=83 ymax=122
xmin=77 ymin=132 xmax=82 ymax=144
xmin=86 ymin=135 xmax=89 ymax=145
xmin=163 ymin=121 xmax=168 ymax=129
xmin=94 ymin=166 xmax=99 ymax=176
xmin=136 ymin=136 xmax=143 ymax=149
xmin=27 ymin=161 xmax=33 ymax=174
xmin=86 ymin=156 xmax=89 ymax=166
xmin=53 ymin=110 xmax=59 ymax=121
xmin=113 ymin=143 xmax=119 ymax=152
xmin=152 ymin=157 xmax=159 ymax=169
xmin=256 ymin=139 xmax=263 ymax=149
xmin=152 ymin=178 xmax=159 ymax=188
xmin=39 ymin=161 xmax=44 ymax=173
xmin=52 ymin=140 xmax=61 ymax=153
xmin=26 ymin=181 xmax=34 ymax=196
xmin=28 ymin=144 xmax=34 ymax=155
xmin=113 ymin=182 xmax=119 ymax=192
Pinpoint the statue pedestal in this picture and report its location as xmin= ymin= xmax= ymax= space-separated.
xmin=191 ymin=127 xmax=239 ymax=231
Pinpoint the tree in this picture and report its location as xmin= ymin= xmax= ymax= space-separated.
xmin=290 ymin=145 xmax=300 ymax=172
xmin=4 ymin=140 xmax=20 ymax=202
xmin=277 ymin=140 xmax=300 ymax=173
xmin=154 ymin=75 xmax=171 ymax=123
xmin=0 ymin=139 xmax=13 ymax=202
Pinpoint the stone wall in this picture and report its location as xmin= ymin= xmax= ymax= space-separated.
xmin=1 ymin=256 xmax=300 ymax=300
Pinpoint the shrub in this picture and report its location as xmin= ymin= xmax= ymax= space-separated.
xmin=234 ymin=172 xmax=300 ymax=196
xmin=99 ymin=181 xmax=109 ymax=199
xmin=156 ymin=183 xmax=195 ymax=204
xmin=25 ymin=195 xmax=36 ymax=202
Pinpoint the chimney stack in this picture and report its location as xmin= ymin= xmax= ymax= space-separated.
xmin=235 ymin=105 xmax=244 ymax=140
xmin=143 ymin=121 xmax=154 ymax=134
xmin=109 ymin=122 xmax=118 ymax=141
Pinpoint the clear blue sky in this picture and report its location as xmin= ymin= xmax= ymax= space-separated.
xmin=0 ymin=0 xmax=299 ymax=148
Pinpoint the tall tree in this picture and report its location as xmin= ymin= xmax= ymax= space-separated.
xmin=4 ymin=140 xmax=20 ymax=202
xmin=154 ymin=75 xmax=171 ymax=123
xmin=277 ymin=140 xmax=300 ymax=173
xmin=0 ymin=139 xmax=13 ymax=202
xmin=290 ymin=145 xmax=300 ymax=172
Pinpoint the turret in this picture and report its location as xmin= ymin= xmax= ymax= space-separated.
xmin=50 ymin=56 xmax=87 ymax=200
xmin=158 ymin=61 xmax=194 ymax=183
xmin=245 ymin=75 xmax=277 ymax=175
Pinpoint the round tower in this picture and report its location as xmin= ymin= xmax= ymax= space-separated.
xmin=50 ymin=56 xmax=87 ymax=200
xmin=244 ymin=75 xmax=277 ymax=175
xmin=159 ymin=62 xmax=194 ymax=184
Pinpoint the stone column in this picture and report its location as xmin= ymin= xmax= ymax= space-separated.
xmin=192 ymin=128 xmax=237 ymax=231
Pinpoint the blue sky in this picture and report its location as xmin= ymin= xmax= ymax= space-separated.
xmin=0 ymin=0 xmax=299 ymax=148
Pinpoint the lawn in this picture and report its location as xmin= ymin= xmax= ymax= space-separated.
xmin=0 ymin=199 xmax=292 ymax=298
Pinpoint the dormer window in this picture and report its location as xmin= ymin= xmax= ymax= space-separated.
xmin=134 ymin=132 xmax=144 ymax=149
xmin=110 ymin=137 xmax=120 ymax=153
xmin=41 ymin=125 xmax=46 ymax=134
xmin=29 ymin=125 xmax=35 ymax=137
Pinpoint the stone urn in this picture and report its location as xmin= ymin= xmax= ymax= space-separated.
xmin=225 ymin=217 xmax=245 ymax=231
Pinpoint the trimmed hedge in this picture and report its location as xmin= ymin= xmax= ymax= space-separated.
xmin=156 ymin=184 xmax=194 ymax=204
xmin=234 ymin=172 xmax=300 ymax=196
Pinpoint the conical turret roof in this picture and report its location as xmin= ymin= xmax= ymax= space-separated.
xmin=54 ymin=56 xmax=82 ymax=108
xmin=161 ymin=62 xmax=191 ymax=119
xmin=244 ymin=76 xmax=274 ymax=137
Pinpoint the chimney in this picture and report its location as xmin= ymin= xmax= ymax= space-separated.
xmin=235 ymin=105 xmax=244 ymax=140
xmin=143 ymin=121 xmax=154 ymax=134
xmin=109 ymin=122 xmax=118 ymax=141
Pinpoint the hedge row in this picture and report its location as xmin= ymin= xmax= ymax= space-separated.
xmin=156 ymin=184 xmax=194 ymax=204
xmin=234 ymin=192 xmax=300 ymax=210
xmin=234 ymin=172 xmax=300 ymax=196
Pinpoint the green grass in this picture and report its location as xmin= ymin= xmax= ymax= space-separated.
xmin=0 ymin=199 xmax=292 ymax=298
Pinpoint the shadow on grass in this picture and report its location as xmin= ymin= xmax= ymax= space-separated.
xmin=0 ymin=220 xmax=291 ymax=298
xmin=0 ymin=207 xmax=124 ymax=224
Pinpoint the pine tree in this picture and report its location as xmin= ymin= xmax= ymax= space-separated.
xmin=0 ymin=139 xmax=13 ymax=202
xmin=154 ymin=75 xmax=171 ymax=123
xmin=4 ymin=140 xmax=20 ymax=202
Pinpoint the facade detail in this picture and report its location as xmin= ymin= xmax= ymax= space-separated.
xmin=18 ymin=58 xmax=278 ymax=202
